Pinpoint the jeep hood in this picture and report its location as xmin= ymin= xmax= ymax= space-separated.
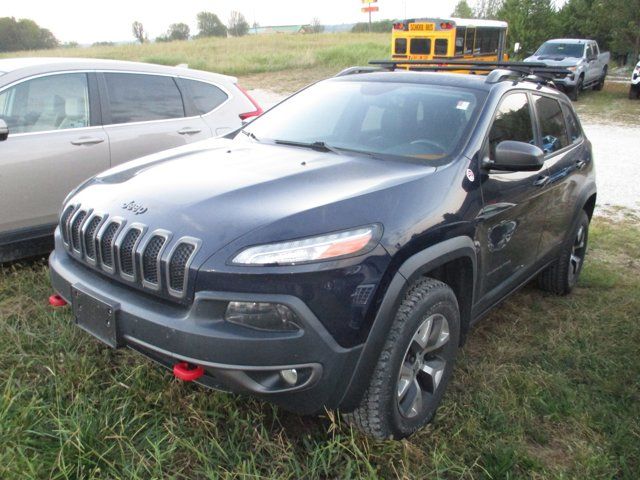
xmin=68 ymin=138 xmax=433 ymax=256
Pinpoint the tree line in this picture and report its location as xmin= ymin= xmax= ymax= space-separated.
xmin=0 ymin=17 xmax=58 ymax=53
xmin=452 ymin=0 xmax=640 ymax=61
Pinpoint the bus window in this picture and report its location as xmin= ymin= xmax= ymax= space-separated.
xmin=395 ymin=38 xmax=407 ymax=55
xmin=465 ymin=28 xmax=475 ymax=55
xmin=455 ymin=28 xmax=465 ymax=55
xmin=435 ymin=39 xmax=448 ymax=56
xmin=411 ymin=38 xmax=431 ymax=55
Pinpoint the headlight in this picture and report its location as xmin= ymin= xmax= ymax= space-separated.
xmin=231 ymin=224 xmax=382 ymax=266
xmin=567 ymin=66 xmax=577 ymax=72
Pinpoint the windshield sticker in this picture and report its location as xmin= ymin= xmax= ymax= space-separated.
xmin=456 ymin=101 xmax=470 ymax=111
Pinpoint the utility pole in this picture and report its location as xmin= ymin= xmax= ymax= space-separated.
xmin=361 ymin=0 xmax=379 ymax=31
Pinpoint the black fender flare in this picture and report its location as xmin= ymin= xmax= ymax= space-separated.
xmin=336 ymin=236 xmax=477 ymax=411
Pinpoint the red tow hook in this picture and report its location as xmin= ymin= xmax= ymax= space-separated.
xmin=48 ymin=294 xmax=67 ymax=307
xmin=173 ymin=362 xmax=205 ymax=382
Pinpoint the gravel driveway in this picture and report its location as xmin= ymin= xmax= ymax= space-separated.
xmin=249 ymin=89 xmax=639 ymax=213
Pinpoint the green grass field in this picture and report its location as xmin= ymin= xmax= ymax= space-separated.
xmin=1 ymin=217 xmax=639 ymax=479
xmin=1 ymin=34 xmax=640 ymax=479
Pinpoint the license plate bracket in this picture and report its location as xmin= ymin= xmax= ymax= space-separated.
xmin=72 ymin=286 xmax=121 ymax=348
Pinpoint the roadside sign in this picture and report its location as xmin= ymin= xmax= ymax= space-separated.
xmin=361 ymin=0 xmax=378 ymax=3
xmin=362 ymin=6 xmax=379 ymax=12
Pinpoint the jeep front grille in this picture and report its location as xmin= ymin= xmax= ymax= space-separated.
xmin=100 ymin=222 xmax=120 ymax=268
xmin=59 ymin=204 xmax=199 ymax=299
xmin=142 ymin=235 xmax=167 ymax=285
xmin=168 ymin=242 xmax=196 ymax=293
xmin=70 ymin=210 xmax=87 ymax=252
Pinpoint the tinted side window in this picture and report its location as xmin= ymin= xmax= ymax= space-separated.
xmin=395 ymin=38 xmax=407 ymax=55
xmin=560 ymin=102 xmax=582 ymax=143
xmin=410 ymin=38 xmax=431 ymax=55
xmin=465 ymin=28 xmax=475 ymax=55
xmin=434 ymin=39 xmax=448 ymax=55
xmin=455 ymin=28 xmax=465 ymax=55
xmin=104 ymin=73 xmax=184 ymax=124
xmin=179 ymin=78 xmax=228 ymax=115
xmin=533 ymin=95 xmax=569 ymax=154
xmin=0 ymin=73 xmax=89 ymax=134
xmin=489 ymin=93 xmax=535 ymax=160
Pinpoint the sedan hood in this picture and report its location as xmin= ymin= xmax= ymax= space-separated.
xmin=68 ymin=138 xmax=433 ymax=256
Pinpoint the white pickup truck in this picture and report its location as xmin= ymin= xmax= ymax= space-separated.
xmin=525 ymin=39 xmax=610 ymax=101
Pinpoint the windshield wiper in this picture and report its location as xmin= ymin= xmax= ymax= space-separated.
xmin=241 ymin=129 xmax=260 ymax=142
xmin=274 ymin=139 xmax=376 ymax=158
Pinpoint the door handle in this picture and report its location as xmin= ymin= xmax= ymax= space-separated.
xmin=178 ymin=127 xmax=202 ymax=135
xmin=575 ymin=159 xmax=587 ymax=170
xmin=533 ymin=175 xmax=549 ymax=187
xmin=71 ymin=136 xmax=105 ymax=146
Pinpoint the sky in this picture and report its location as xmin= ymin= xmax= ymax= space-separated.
xmin=2 ymin=0 xmax=462 ymax=44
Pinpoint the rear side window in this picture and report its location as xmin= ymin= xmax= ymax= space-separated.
xmin=0 ymin=73 xmax=89 ymax=134
xmin=104 ymin=73 xmax=184 ymax=124
xmin=434 ymin=39 xmax=448 ymax=56
xmin=465 ymin=28 xmax=475 ymax=55
xmin=561 ymin=103 xmax=582 ymax=143
xmin=455 ymin=28 xmax=466 ymax=55
xmin=410 ymin=38 xmax=431 ymax=55
xmin=178 ymin=78 xmax=228 ymax=115
xmin=395 ymin=38 xmax=407 ymax=55
xmin=533 ymin=95 xmax=569 ymax=154
xmin=488 ymin=93 xmax=534 ymax=160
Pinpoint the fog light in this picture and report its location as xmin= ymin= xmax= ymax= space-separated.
xmin=225 ymin=301 xmax=301 ymax=332
xmin=280 ymin=368 xmax=298 ymax=386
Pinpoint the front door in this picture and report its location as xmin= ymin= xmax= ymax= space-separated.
xmin=0 ymin=72 xmax=109 ymax=235
xmin=476 ymin=92 xmax=549 ymax=309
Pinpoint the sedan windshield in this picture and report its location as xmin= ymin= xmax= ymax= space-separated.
xmin=536 ymin=42 xmax=585 ymax=58
xmin=239 ymin=80 xmax=485 ymax=163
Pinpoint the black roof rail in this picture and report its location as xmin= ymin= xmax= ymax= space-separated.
xmin=366 ymin=59 xmax=572 ymax=88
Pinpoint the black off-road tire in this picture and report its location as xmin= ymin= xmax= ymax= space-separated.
xmin=538 ymin=211 xmax=590 ymax=295
xmin=630 ymin=85 xmax=640 ymax=100
xmin=343 ymin=278 xmax=460 ymax=440
xmin=569 ymin=77 xmax=583 ymax=101
xmin=593 ymin=67 xmax=607 ymax=91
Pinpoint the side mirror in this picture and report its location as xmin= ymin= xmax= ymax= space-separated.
xmin=486 ymin=141 xmax=544 ymax=172
xmin=0 ymin=119 xmax=8 ymax=141
xmin=513 ymin=42 xmax=521 ymax=54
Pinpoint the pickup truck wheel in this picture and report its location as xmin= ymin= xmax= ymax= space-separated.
xmin=538 ymin=211 xmax=589 ymax=295
xmin=343 ymin=278 xmax=460 ymax=439
xmin=630 ymin=85 xmax=640 ymax=100
xmin=593 ymin=68 xmax=606 ymax=91
xmin=569 ymin=77 xmax=583 ymax=101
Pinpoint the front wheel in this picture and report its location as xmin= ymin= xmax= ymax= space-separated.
xmin=344 ymin=278 xmax=460 ymax=440
xmin=538 ymin=211 xmax=589 ymax=295
xmin=569 ymin=77 xmax=583 ymax=101
xmin=630 ymin=85 xmax=640 ymax=100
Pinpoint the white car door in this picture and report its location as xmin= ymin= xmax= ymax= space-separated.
xmin=99 ymin=72 xmax=210 ymax=167
xmin=0 ymin=72 xmax=109 ymax=234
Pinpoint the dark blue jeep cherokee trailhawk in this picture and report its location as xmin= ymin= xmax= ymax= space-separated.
xmin=49 ymin=63 xmax=596 ymax=439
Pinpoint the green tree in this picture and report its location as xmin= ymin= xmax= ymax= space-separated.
xmin=609 ymin=0 xmax=640 ymax=60
xmin=311 ymin=17 xmax=325 ymax=34
xmin=557 ymin=0 xmax=613 ymax=50
xmin=168 ymin=23 xmax=190 ymax=41
xmin=452 ymin=1 xmax=474 ymax=18
xmin=196 ymin=11 xmax=227 ymax=38
xmin=351 ymin=19 xmax=394 ymax=33
xmin=474 ymin=0 xmax=503 ymax=19
xmin=228 ymin=11 xmax=249 ymax=37
xmin=497 ymin=0 xmax=559 ymax=55
xmin=0 ymin=17 xmax=58 ymax=52
xmin=132 ymin=21 xmax=146 ymax=44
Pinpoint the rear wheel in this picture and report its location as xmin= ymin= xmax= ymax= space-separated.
xmin=344 ymin=278 xmax=460 ymax=439
xmin=538 ymin=211 xmax=589 ymax=295
xmin=630 ymin=85 xmax=640 ymax=100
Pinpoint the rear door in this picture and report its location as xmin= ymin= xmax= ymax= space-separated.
xmin=531 ymin=94 xmax=587 ymax=259
xmin=0 ymin=72 xmax=109 ymax=235
xmin=99 ymin=72 xmax=210 ymax=167
xmin=477 ymin=92 xmax=549 ymax=309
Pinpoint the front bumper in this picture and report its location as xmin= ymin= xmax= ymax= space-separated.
xmin=50 ymin=249 xmax=363 ymax=414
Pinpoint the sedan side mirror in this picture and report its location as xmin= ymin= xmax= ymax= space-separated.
xmin=0 ymin=119 xmax=8 ymax=142
xmin=487 ymin=140 xmax=544 ymax=172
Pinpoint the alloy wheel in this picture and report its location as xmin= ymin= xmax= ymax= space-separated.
xmin=396 ymin=313 xmax=450 ymax=419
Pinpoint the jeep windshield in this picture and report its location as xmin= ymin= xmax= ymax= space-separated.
xmin=535 ymin=42 xmax=585 ymax=58
xmin=239 ymin=80 xmax=486 ymax=164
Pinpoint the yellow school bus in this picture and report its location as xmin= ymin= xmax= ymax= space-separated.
xmin=391 ymin=17 xmax=508 ymax=62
